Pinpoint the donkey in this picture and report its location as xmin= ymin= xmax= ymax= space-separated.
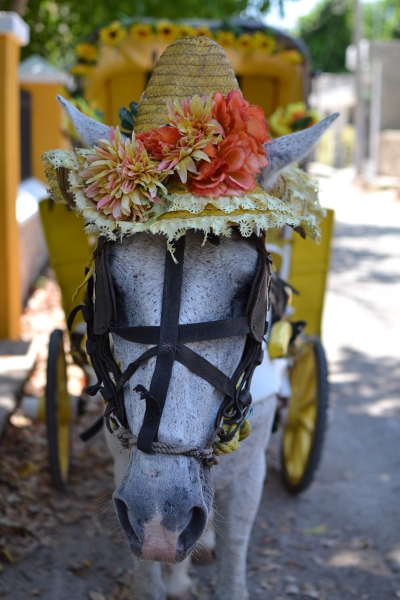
xmin=63 ymin=99 xmax=338 ymax=600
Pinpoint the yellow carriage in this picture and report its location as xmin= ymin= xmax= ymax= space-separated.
xmin=37 ymin=19 xmax=332 ymax=491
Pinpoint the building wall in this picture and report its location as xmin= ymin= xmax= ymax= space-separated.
xmin=371 ymin=41 xmax=400 ymax=130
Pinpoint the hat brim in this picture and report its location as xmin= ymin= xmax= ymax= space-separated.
xmin=42 ymin=149 xmax=325 ymax=244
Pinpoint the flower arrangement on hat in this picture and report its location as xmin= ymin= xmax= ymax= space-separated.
xmin=76 ymin=90 xmax=271 ymax=222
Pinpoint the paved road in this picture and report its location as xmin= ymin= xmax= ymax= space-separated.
xmin=0 ymin=170 xmax=399 ymax=599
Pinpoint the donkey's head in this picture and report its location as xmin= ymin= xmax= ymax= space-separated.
xmin=62 ymin=96 xmax=337 ymax=563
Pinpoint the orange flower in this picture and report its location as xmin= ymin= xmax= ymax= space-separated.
xmin=188 ymin=91 xmax=271 ymax=198
xmin=189 ymin=133 xmax=257 ymax=198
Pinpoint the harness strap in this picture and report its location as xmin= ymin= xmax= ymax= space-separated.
xmin=175 ymin=344 xmax=237 ymax=399
xmin=109 ymin=315 xmax=250 ymax=345
xmin=137 ymin=236 xmax=186 ymax=453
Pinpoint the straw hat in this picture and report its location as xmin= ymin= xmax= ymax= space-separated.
xmin=42 ymin=36 xmax=325 ymax=245
xmin=134 ymin=36 xmax=239 ymax=132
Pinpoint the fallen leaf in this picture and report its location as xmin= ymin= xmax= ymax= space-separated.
xmin=17 ymin=462 xmax=41 ymax=478
xmin=260 ymin=580 xmax=270 ymax=589
xmin=88 ymin=592 xmax=106 ymax=600
xmin=0 ymin=548 xmax=14 ymax=563
xmin=301 ymin=583 xmax=320 ymax=599
xmin=258 ymin=548 xmax=282 ymax=557
xmin=302 ymin=523 xmax=328 ymax=536
xmin=286 ymin=560 xmax=305 ymax=570
xmin=285 ymin=584 xmax=300 ymax=595
xmin=29 ymin=591 xmax=40 ymax=597
xmin=312 ymin=555 xmax=325 ymax=567
xmin=264 ymin=561 xmax=282 ymax=572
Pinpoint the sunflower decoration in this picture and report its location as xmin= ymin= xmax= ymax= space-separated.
xmin=253 ymin=32 xmax=276 ymax=55
xmin=178 ymin=24 xmax=197 ymax=38
xmin=155 ymin=20 xmax=178 ymax=42
xmin=99 ymin=21 xmax=127 ymax=46
xmin=75 ymin=43 xmax=98 ymax=63
xmin=69 ymin=63 xmax=95 ymax=77
xmin=130 ymin=23 xmax=153 ymax=42
xmin=236 ymin=33 xmax=253 ymax=52
xmin=279 ymin=49 xmax=304 ymax=64
xmin=215 ymin=30 xmax=236 ymax=48
xmin=194 ymin=25 xmax=212 ymax=38
xmin=269 ymin=102 xmax=320 ymax=137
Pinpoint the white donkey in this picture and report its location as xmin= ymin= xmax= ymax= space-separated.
xmin=63 ymin=99 xmax=337 ymax=600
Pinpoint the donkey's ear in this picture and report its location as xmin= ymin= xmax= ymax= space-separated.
xmin=259 ymin=113 xmax=339 ymax=190
xmin=57 ymin=95 xmax=118 ymax=148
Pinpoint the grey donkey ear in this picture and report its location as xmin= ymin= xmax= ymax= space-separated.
xmin=259 ymin=113 xmax=339 ymax=190
xmin=57 ymin=95 xmax=120 ymax=147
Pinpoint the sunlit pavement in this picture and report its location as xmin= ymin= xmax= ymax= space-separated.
xmin=242 ymin=169 xmax=400 ymax=599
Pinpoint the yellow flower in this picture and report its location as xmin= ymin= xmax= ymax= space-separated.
xmin=236 ymin=33 xmax=253 ymax=53
xmin=269 ymin=102 xmax=320 ymax=137
xmin=69 ymin=63 xmax=94 ymax=77
xmin=194 ymin=25 xmax=212 ymax=38
xmin=130 ymin=23 xmax=153 ymax=41
xmin=155 ymin=20 xmax=178 ymax=41
xmin=252 ymin=32 xmax=276 ymax=55
xmin=279 ymin=49 xmax=304 ymax=64
xmin=178 ymin=24 xmax=196 ymax=38
xmin=269 ymin=107 xmax=292 ymax=137
xmin=215 ymin=30 xmax=235 ymax=47
xmin=99 ymin=21 xmax=127 ymax=46
xmin=75 ymin=43 xmax=98 ymax=63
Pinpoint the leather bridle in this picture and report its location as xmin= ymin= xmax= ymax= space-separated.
xmin=69 ymin=230 xmax=271 ymax=466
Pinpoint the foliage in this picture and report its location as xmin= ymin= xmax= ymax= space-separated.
xmin=363 ymin=0 xmax=400 ymax=40
xmin=297 ymin=0 xmax=353 ymax=73
xmin=297 ymin=0 xmax=400 ymax=74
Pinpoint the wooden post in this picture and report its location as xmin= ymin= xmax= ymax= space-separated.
xmin=0 ymin=13 xmax=29 ymax=340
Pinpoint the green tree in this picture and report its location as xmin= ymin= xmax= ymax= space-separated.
xmin=297 ymin=0 xmax=353 ymax=73
xmin=363 ymin=0 xmax=400 ymax=40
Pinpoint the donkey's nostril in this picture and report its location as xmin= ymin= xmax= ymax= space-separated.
xmin=178 ymin=506 xmax=207 ymax=554
xmin=114 ymin=496 xmax=142 ymax=548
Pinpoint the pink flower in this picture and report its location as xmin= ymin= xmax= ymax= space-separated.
xmin=80 ymin=127 xmax=168 ymax=221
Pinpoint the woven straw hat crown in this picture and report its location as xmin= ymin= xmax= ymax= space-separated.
xmin=134 ymin=36 xmax=240 ymax=132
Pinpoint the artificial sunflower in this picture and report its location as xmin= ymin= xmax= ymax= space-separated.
xmin=279 ymin=49 xmax=304 ymax=64
xmin=69 ymin=63 xmax=95 ymax=77
xmin=252 ymin=32 xmax=276 ymax=55
xmin=236 ymin=33 xmax=253 ymax=52
xmin=99 ymin=21 xmax=127 ymax=46
xmin=177 ymin=24 xmax=196 ymax=38
xmin=155 ymin=20 xmax=178 ymax=41
xmin=194 ymin=25 xmax=212 ymax=38
xmin=214 ymin=30 xmax=236 ymax=47
xmin=75 ymin=43 xmax=98 ymax=63
xmin=130 ymin=23 xmax=153 ymax=41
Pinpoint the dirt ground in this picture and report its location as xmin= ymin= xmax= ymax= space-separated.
xmin=0 ymin=171 xmax=399 ymax=600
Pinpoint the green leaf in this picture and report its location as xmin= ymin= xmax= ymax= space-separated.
xmin=302 ymin=523 xmax=328 ymax=536
xmin=119 ymin=106 xmax=135 ymax=127
xmin=129 ymin=101 xmax=139 ymax=117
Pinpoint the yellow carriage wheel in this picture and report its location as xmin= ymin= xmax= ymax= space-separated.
xmin=281 ymin=339 xmax=328 ymax=494
xmin=46 ymin=329 xmax=71 ymax=489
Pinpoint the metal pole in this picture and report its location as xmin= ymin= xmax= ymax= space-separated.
xmin=354 ymin=0 xmax=364 ymax=175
